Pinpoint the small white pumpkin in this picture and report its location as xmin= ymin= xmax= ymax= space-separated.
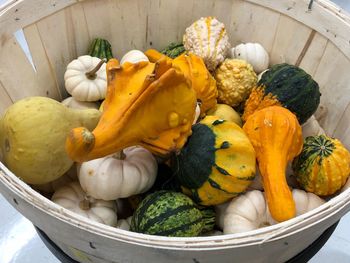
xmin=217 ymin=189 xmax=325 ymax=234
xmin=51 ymin=182 xmax=118 ymax=226
xmin=64 ymin=55 xmax=107 ymax=102
xmin=302 ymin=115 xmax=326 ymax=139
xmin=116 ymin=216 xmax=132 ymax=231
xmin=230 ymin=43 xmax=269 ymax=73
xmin=120 ymin=50 xmax=149 ymax=65
xmin=78 ymin=146 xmax=157 ymax=201
xmin=61 ymin=97 xmax=99 ymax=110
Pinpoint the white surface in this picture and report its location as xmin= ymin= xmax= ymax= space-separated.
xmin=0 ymin=0 xmax=349 ymax=262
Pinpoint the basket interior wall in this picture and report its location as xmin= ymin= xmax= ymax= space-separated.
xmin=0 ymin=0 xmax=350 ymax=147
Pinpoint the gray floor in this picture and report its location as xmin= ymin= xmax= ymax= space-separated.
xmin=1 ymin=0 xmax=350 ymax=262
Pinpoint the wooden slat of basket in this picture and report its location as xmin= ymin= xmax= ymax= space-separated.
xmin=245 ymin=0 xmax=350 ymax=61
xmin=298 ymin=33 xmax=329 ymax=76
xmin=313 ymin=41 xmax=350 ymax=136
xmin=0 ymin=36 xmax=51 ymax=102
xmin=22 ymin=24 xmax=61 ymax=101
xmin=229 ymin=1 xmax=281 ymax=53
xmin=332 ymin=102 xmax=350 ymax=148
xmin=80 ymin=0 xmax=149 ymax=59
xmin=270 ymin=15 xmax=313 ymax=65
xmin=33 ymin=9 xmax=80 ymax=98
xmin=0 ymin=81 xmax=13 ymax=115
xmin=0 ymin=0 xmax=78 ymax=38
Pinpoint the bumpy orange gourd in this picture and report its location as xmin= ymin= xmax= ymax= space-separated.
xmin=243 ymin=106 xmax=303 ymax=222
xmin=145 ymin=49 xmax=217 ymax=115
xmin=66 ymin=58 xmax=197 ymax=162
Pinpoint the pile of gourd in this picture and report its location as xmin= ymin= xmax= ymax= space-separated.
xmin=0 ymin=16 xmax=350 ymax=237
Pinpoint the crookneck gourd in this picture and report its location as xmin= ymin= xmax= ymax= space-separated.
xmin=145 ymin=49 xmax=218 ymax=115
xmin=292 ymin=135 xmax=350 ymax=196
xmin=243 ymin=106 xmax=303 ymax=222
xmin=66 ymin=58 xmax=197 ymax=162
xmin=172 ymin=115 xmax=256 ymax=206
xmin=243 ymin=63 xmax=321 ymax=124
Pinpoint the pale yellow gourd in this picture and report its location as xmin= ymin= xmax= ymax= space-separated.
xmin=0 ymin=97 xmax=100 ymax=184
xmin=61 ymin=97 xmax=99 ymax=110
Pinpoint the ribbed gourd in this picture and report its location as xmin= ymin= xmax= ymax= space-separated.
xmin=172 ymin=116 xmax=256 ymax=206
xmin=183 ymin=16 xmax=231 ymax=71
xmin=292 ymin=135 xmax=350 ymax=196
xmin=243 ymin=63 xmax=321 ymax=124
xmin=88 ymin=38 xmax=113 ymax=61
xmin=214 ymin=59 xmax=257 ymax=107
xmin=130 ymin=191 xmax=215 ymax=237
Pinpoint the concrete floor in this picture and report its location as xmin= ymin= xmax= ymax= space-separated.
xmin=0 ymin=0 xmax=350 ymax=262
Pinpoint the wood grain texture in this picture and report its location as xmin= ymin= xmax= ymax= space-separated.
xmin=270 ymin=15 xmax=313 ymax=65
xmin=245 ymin=0 xmax=350 ymax=60
xmin=0 ymin=80 xmax=12 ymax=115
xmin=229 ymin=0 xmax=280 ymax=53
xmin=313 ymin=41 xmax=350 ymax=136
xmin=0 ymin=36 xmax=51 ymax=102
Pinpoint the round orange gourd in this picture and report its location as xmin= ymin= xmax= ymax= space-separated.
xmin=243 ymin=106 xmax=303 ymax=222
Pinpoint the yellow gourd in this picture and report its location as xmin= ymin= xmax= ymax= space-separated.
xmin=243 ymin=106 xmax=303 ymax=222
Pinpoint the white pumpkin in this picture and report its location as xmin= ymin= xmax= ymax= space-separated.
xmin=61 ymin=97 xmax=99 ymax=110
xmin=51 ymin=182 xmax=118 ymax=226
xmin=78 ymin=146 xmax=157 ymax=200
xmin=120 ymin=50 xmax=149 ymax=65
xmin=218 ymin=189 xmax=325 ymax=234
xmin=302 ymin=115 xmax=326 ymax=139
xmin=116 ymin=216 xmax=132 ymax=231
xmin=64 ymin=55 xmax=107 ymax=102
xmin=230 ymin=43 xmax=269 ymax=73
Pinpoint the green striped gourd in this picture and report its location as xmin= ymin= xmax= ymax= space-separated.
xmin=130 ymin=191 xmax=215 ymax=237
xmin=292 ymin=135 xmax=350 ymax=196
xmin=88 ymin=38 xmax=113 ymax=61
xmin=172 ymin=116 xmax=256 ymax=206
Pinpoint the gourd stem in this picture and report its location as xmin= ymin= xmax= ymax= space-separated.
xmin=85 ymin=59 xmax=106 ymax=80
xmin=79 ymin=196 xmax=91 ymax=210
xmin=114 ymin=150 xmax=126 ymax=160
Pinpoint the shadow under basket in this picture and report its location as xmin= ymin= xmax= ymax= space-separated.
xmin=1 ymin=0 xmax=350 ymax=262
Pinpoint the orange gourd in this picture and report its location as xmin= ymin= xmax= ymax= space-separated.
xmin=243 ymin=106 xmax=303 ymax=222
xmin=145 ymin=49 xmax=217 ymax=115
xmin=66 ymin=58 xmax=197 ymax=162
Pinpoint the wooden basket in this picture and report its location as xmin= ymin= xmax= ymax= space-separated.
xmin=1 ymin=0 xmax=350 ymax=262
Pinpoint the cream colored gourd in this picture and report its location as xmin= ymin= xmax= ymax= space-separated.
xmin=61 ymin=97 xmax=99 ymax=110
xmin=120 ymin=50 xmax=149 ymax=65
xmin=116 ymin=216 xmax=132 ymax=231
xmin=217 ymin=189 xmax=325 ymax=234
xmin=183 ymin=17 xmax=230 ymax=71
xmin=51 ymin=182 xmax=118 ymax=227
xmin=302 ymin=115 xmax=326 ymax=139
xmin=78 ymin=146 xmax=157 ymax=200
xmin=0 ymin=97 xmax=101 ymax=184
xmin=230 ymin=43 xmax=269 ymax=73
xmin=64 ymin=55 xmax=107 ymax=102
